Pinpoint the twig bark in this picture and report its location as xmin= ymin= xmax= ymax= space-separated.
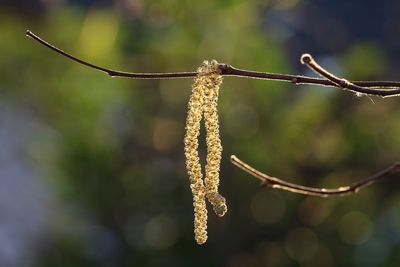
xmin=300 ymin=54 xmax=400 ymax=97
xmin=230 ymin=155 xmax=400 ymax=197
xmin=26 ymin=30 xmax=400 ymax=97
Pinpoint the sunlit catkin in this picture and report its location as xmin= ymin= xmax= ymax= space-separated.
xmin=202 ymin=60 xmax=227 ymax=217
xmin=184 ymin=60 xmax=226 ymax=244
xmin=184 ymin=61 xmax=208 ymax=244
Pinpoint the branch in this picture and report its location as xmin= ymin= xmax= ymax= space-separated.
xmin=26 ymin=30 xmax=400 ymax=97
xmin=300 ymin=54 xmax=400 ymax=97
xmin=230 ymin=155 xmax=400 ymax=197
xmin=25 ymin=30 xmax=198 ymax=79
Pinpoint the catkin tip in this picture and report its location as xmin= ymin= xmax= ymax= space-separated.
xmin=213 ymin=203 xmax=227 ymax=217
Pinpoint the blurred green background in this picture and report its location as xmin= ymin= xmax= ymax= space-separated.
xmin=1 ymin=0 xmax=400 ymax=266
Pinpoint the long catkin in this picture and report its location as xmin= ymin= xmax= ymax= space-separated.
xmin=184 ymin=60 xmax=226 ymax=244
xmin=202 ymin=61 xmax=227 ymax=217
xmin=184 ymin=61 xmax=209 ymax=244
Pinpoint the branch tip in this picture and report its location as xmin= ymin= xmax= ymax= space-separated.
xmin=300 ymin=53 xmax=313 ymax=64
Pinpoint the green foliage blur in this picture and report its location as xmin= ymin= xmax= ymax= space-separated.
xmin=1 ymin=1 xmax=400 ymax=266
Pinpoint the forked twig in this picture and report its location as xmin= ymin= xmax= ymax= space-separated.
xmin=26 ymin=30 xmax=400 ymax=97
xmin=230 ymin=155 xmax=400 ymax=197
xmin=301 ymin=54 xmax=400 ymax=97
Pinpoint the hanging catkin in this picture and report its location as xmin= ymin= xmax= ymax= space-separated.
xmin=184 ymin=61 xmax=208 ymax=244
xmin=202 ymin=60 xmax=227 ymax=217
xmin=184 ymin=60 xmax=226 ymax=244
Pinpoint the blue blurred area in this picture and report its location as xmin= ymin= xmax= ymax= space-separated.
xmin=263 ymin=0 xmax=400 ymax=70
xmin=1 ymin=1 xmax=400 ymax=267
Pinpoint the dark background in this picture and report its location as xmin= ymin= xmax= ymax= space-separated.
xmin=1 ymin=0 xmax=400 ymax=266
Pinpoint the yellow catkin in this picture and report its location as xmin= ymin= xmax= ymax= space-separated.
xmin=202 ymin=60 xmax=227 ymax=217
xmin=184 ymin=60 xmax=226 ymax=244
xmin=184 ymin=61 xmax=208 ymax=244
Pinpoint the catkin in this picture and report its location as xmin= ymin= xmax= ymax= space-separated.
xmin=202 ymin=60 xmax=227 ymax=217
xmin=184 ymin=61 xmax=208 ymax=244
xmin=184 ymin=60 xmax=226 ymax=244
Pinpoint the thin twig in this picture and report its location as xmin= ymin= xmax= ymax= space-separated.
xmin=26 ymin=30 xmax=400 ymax=96
xmin=25 ymin=30 xmax=198 ymax=79
xmin=301 ymin=53 xmax=400 ymax=97
xmin=221 ymin=64 xmax=400 ymax=92
xmin=230 ymin=155 xmax=400 ymax=197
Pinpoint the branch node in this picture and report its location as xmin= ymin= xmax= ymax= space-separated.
xmin=338 ymin=78 xmax=350 ymax=88
xmin=218 ymin=63 xmax=232 ymax=75
xmin=291 ymin=77 xmax=299 ymax=84
xmin=260 ymin=180 xmax=270 ymax=188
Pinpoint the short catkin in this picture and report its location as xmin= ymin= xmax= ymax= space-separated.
xmin=184 ymin=60 xmax=226 ymax=244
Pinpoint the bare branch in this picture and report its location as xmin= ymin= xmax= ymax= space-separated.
xmin=25 ymin=30 xmax=198 ymax=79
xmin=26 ymin=30 xmax=400 ymax=96
xmin=300 ymin=53 xmax=400 ymax=97
xmin=230 ymin=155 xmax=400 ymax=197
xmin=220 ymin=64 xmax=400 ymax=91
